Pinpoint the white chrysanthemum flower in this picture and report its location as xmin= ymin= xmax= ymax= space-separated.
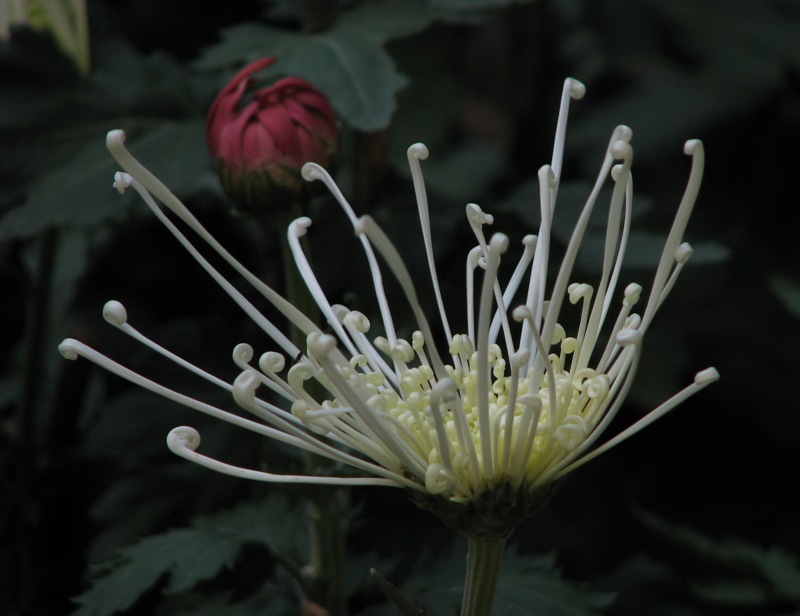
xmin=60 ymin=78 xmax=716 ymax=532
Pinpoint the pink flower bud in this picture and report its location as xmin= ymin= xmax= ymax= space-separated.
xmin=206 ymin=57 xmax=339 ymax=211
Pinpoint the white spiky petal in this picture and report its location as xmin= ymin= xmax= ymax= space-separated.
xmin=60 ymin=78 xmax=717 ymax=507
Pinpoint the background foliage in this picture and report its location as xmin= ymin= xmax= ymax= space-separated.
xmin=2 ymin=0 xmax=799 ymax=614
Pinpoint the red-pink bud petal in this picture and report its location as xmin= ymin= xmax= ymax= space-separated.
xmin=206 ymin=57 xmax=339 ymax=211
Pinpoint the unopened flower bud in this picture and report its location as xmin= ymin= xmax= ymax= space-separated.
xmin=206 ymin=57 xmax=339 ymax=211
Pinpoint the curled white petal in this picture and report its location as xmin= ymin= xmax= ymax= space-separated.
xmin=58 ymin=80 xmax=718 ymax=503
xmin=102 ymin=300 xmax=128 ymax=326
xmin=167 ymin=425 xmax=201 ymax=453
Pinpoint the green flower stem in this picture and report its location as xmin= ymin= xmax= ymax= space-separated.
xmin=307 ymin=487 xmax=348 ymax=616
xmin=461 ymin=535 xmax=507 ymax=616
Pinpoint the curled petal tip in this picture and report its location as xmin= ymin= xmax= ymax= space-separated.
xmin=624 ymin=283 xmax=643 ymax=305
xmin=308 ymin=332 xmax=337 ymax=358
xmin=466 ymin=203 xmax=493 ymax=226
xmin=566 ymin=78 xmax=586 ymax=100
xmin=695 ymin=367 xmax=719 ymax=385
xmin=518 ymin=393 xmax=542 ymax=411
xmin=112 ymin=171 xmax=131 ymax=195
xmin=232 ymin=370 xmax=260 ymax=407
xmin=106 ymin=129 xmax=126 ymax=149
xmin=233 ymin=343 xmax=254 ymax=363
xmin=489 ymin=232 xmax=510 ymax=253
xmin=675 ymin=242 xmax=693 ymax=264
xmin=260 ymin=352 xmax=285 ymax=373
xmin=344 ymin=310 xmax=370 ymax=332
xmin=613 ymin=125 xmax=633 ymax=143
xmin=611 ymin=139 xmax=633 ymax=162
xmin=568 ymin=283 xmax=592 ymax=306
xmin=291 ymin=217 xmax=313 ymax=236
xmin=684 ymin=139 xmax=702 ymax=155
xmin=611 ymin=163 xmax=630 ymax=182
xmin=617 ymin=328 xmax=643 ymax=346
xmin=512 ymin=305 xmax=532 ymax=322
xmin=102 ymin=300 xmax=128 ymax=326
xmin=424 ymin=464 xmax=454 ymax=494
xmin=167 ymin=426 xmax=201 ymax=452
xmin=58 ymin=339 xmax=79 ymax=360
xmin=301 ymin=162 xmax=324 ymax=182
xmin=407 ymin=143 xmax=429 ymax=160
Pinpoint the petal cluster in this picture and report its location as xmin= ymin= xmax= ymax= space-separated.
xmin=60 ymin=78 xmax=717 ymax=511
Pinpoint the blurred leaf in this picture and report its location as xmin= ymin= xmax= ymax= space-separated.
xmin=73 ymin=495 xmax=304 ymax=616
xmin=88 ymin=39 xmax=210 ymax=118
xmin=74 ymin=530 xmax=231 ymax=616
xmin=334 ymin=0 xmax=442 ymax=42
xmin=771 ymin=275 xmax=800 ymax=319
xmin=570 ymin=0 xmax=798 ymax=167
xmin=648 ymin=0 xmax=800 ymax=71
xmin=594 ymin=553 xmax=702 ymax=616
xmin=0 ymin=119 xmax=208 ymax=240
xmin=638 ymin=508 xmax=800 ymax=606
xmin=197 ymin=1 xmax=442 ymax=131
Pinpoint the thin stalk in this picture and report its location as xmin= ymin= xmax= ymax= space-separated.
xmin=461 ymin=535 xmax=507 ymax=616
xmin=307 ymin=487 xmax=348 ymax=616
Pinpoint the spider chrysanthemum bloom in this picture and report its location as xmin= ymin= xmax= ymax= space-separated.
xmin=60 ymin=78 xmax=716 ymax=539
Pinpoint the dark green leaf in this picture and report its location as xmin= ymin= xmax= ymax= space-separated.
xmin=570 ymin=1 xmax=797 ymax=168
xmin=638 ymin=508 xmax=800 ymax=604
xmin=73 ymin=496 xmax=304 ymax=616
xmin=0 ymin=119 xmax=208 ymax=240
xmin=198 ymin=26 xmax=402 ymax=131
xmin=646 ymin=0 xmax=800 ymax=72
xmin=197 ymin=2 xmax=440 ymax=131
xmin=335 ymin=0 xmax=443 ymax=43
xmin=595 ymin=553 xmax=702 ymax=616
xmin=89 ymin=40 xmax=210 ymax=118
xmin=73 ymin=529 xmax=227 ymax=616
